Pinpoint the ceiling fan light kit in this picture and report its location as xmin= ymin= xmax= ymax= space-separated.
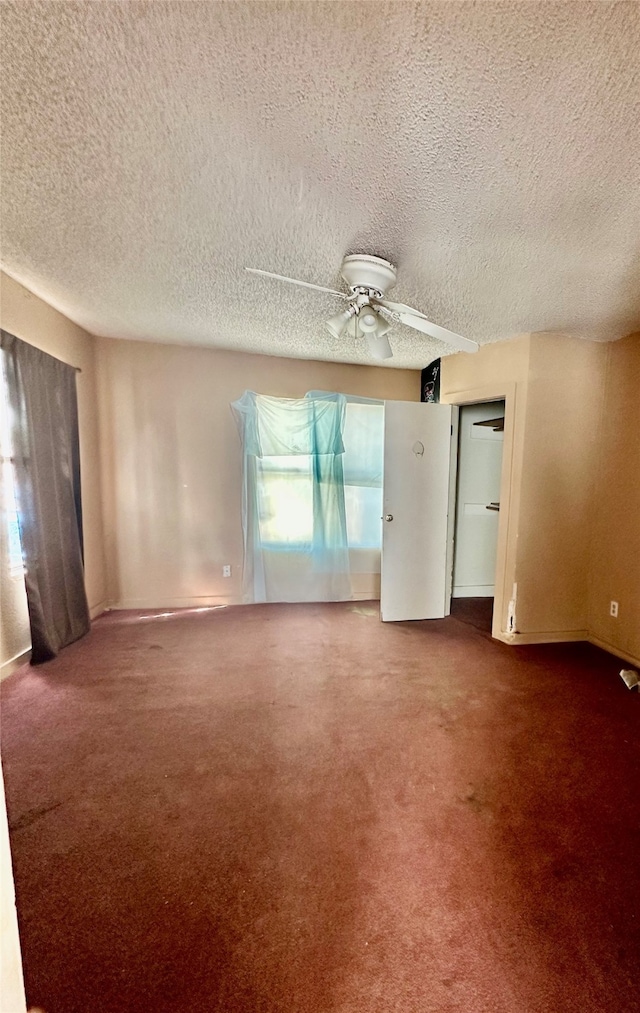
xmin=365 ymin=330 xmax=393 ymax=361
xmin=357 ymin=305 xmax=381 ymax=333
xmin=246 ymin=254 xmax=479 ymax=360
xmin=326 ymin=304 xmax=356 ymax=340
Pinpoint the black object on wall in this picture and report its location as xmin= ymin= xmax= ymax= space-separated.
xmin=1 ymin=330 xmax=90 ymax=663
xmin=420 ymin=358 xmax=441 ymax=403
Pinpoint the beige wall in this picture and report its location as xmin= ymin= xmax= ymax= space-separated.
xmin=97 ymin=337 xmax=419 ymax=608
xmin=0 ymin=271 xmax=107 ymax=673
xmin=588 ymin=335 xmax=640 ymax=664
xmin=443 ymin=331 xmax=639 ymax=664
xmin=515 ymin=334 xmax=607 ymax=636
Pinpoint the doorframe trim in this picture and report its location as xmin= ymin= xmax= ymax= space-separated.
xmin=441 ymin=381 xmax=519 ymax=642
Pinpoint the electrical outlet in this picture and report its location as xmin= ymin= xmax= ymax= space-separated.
xmin=610 ymin=600 xmax=619 ymax=618
xmin=222 ymin=565 xmax=231 ymax=578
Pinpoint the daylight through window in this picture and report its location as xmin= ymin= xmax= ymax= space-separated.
xmin=0 ymin=352 xmax=23 ymax=573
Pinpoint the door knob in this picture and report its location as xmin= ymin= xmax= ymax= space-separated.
xmin=485 ymin=502 xmax=500 ymax=512
xmin=384 ymin=514 xmax=394 ymax=522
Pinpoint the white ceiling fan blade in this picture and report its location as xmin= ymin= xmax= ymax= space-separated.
xmin=379 ymin=298 xmax=437 ymax=319
xmin=396 ymin=312 xmax=479 ymax=353
xmin=378 ymin=299 xmax=478 ymax=353
xmin=246 ymin=268 xmax=347 ymax=299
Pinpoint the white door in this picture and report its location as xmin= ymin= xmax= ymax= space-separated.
xmin=452 ymin=401 xmax=505 ymax=597
xmin=381 ymin=400 xmax=457 ymax=622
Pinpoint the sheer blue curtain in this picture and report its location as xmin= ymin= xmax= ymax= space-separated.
xmin=308 ymin=392 xmax=385 ymax=594
xmin=231 ymin=391 xmax=351 ymax=603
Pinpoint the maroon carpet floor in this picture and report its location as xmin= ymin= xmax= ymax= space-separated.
xmin=2 ymin=603 xmax=639 ymax=1013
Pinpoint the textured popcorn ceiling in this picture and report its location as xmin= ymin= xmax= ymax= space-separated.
xmin=1 ymin=1 xmax=640 ymax=368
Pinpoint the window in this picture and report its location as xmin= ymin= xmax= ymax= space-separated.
xmin=232 ymin=389 xmax=384 ymax=603
xmin=0 ymin=352 xmax=24 ymax=574
xmin=255 ymin=400 xmax=384 ymax=552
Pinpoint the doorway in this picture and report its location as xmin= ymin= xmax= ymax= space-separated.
xmin=450 ymin=400 xmax=505 ymax=633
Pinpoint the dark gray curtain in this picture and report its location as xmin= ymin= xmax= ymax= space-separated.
xmin=1 ymin=330 xmax=90 ymax=664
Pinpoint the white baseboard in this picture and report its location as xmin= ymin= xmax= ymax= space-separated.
xmin=588 ymin=636 xmax=640 ymax=669
xmin=452 ymin=586 xmax=495 ymax=598
xmin=107 ymin=591 xmax=380 ymax=611
xmin=89 ymin=600 xmax=108 ymax=620
xmin=107 ymin=595 xmax=243 ymax=611
xmin=0 ymin=648 xmax=30 ymax=681
xmin=493 ymin=629 xmax=589 ymax=646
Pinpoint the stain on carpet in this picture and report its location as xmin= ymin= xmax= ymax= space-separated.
xmin=10 ymin=800 xmax=63 ymax=832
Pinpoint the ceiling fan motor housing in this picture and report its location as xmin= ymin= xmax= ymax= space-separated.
xmin=341 ymin=255 xmax=397 ymax=296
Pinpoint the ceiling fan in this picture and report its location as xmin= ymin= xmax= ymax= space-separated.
xmin=246 ymin=254 xmax=478 ymax=360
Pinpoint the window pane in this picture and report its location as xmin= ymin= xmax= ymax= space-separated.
xmin=2 ymin=461 xmax=22 ymax=569
xmin=342 ymin=403 xmax=384 ymax=488
xmin=256 ymin=456 xmax=314 ymax=546
xmin=345 ymin=484 xmax=383 ymax=549
xmin=1 ymin=355 xmax=24 ymax=572
xmin=343 ymin=402 xmax=384 ymax=549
